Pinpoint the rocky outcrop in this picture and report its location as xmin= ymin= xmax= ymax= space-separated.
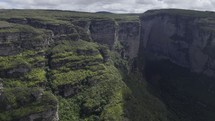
xmin=58 ymin=79 xmax=90 ymax=98
xmin=0 ymin=88 xmax=59 ymax=121
xmin=4 ymin=64 xmax=31 ymax=78
xmin=71 ymin=19 xmax=92 ymax=41
xmin=0 ymin=28 xmax=52 ymax=56
xmin=140 ymin=9 xmax=215 ymax=77
xmin=20 ymin=109 xmax=59 ymax=121
xmin=7 ymin=18 xmax=28 ymax=24
xmin=27 ymin=18 xmax=75 ymax=35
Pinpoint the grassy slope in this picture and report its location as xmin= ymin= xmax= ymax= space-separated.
xmin=142 ymin=9 xmax=215 ymax=18
xmin=0 ymin=9 xmax=139 ymax=23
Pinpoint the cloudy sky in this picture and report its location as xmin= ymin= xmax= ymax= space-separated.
xmin=0 ymin=0 xmax=215 ymax=13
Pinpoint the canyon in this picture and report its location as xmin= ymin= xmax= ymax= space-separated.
xmin=0 ymin=9 xmax=215 ymax=121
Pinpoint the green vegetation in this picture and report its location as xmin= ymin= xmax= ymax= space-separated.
xmin=24 ymin=68 xmax=46 ymax=83
xmin=46 ymin=39 xmax=129 ymax=120
xmin=30 ymin=17 xmax=72 ymax=26
xmin=100 ymin=88 xmax=125 ymax=121
xmin=109 ymin=39 xmax=176 ymax=121
xmin=0 ymin=50 xmax=47 ymax=88
xmin=0 ymin=21 xmax=12 ymax=28
xmin=0 ymin=88 xmax=58 ymax=121
xmin=58 ymin=97 xmax=81 ymax=121
xmin=49 ymin=40 xmax=105 ymax=89
xmin=0 ymin=50 xmax=45 ymax=70
xmin=143 ymin=9 xmax=215 ymax=18
xmin=3 ymin=68 xmax=46 ymax=87
xmin=50 ymin=40 xmax=100 ymax=53
xmin=122 ymin=72 xmax=177 ymax=121
xmin=0 ymin=9 xmax=139 ymax=23
xmin=57 ymin=64 xmax=127 ymax=121
xmin=51 ymin=69 xmax=94 ymax=87
xmin=0 ymin=23 xmax=48 ymax=34
xmin=0 ymin=9 xmax=201 ymax=121
xmin=52 ymin=54 xmax=102 ymax=64
xmin=0 ymin=55 xmax=30 ymax=70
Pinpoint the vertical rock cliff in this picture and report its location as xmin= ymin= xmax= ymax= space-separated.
xmin=118 ymin=21 xmax=140 ymax=60
xmin=1 ymin=9 xmax=215 ymax=121
xmin=140 ymin=9 xmax=215 ymax=121
xmin=0 ymin=10 xmax=142 ymax=121
xmin=140 ymin=9 xmax=215 ymax=77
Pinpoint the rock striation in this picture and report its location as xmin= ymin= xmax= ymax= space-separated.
xmin=0 ymin=10 xmax=140 ymax=121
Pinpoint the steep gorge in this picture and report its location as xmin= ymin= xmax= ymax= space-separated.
xmin=0 ymin=9 xmax=215 ymax=121
xmin=0 ymin=10 xmax=143 ymax=121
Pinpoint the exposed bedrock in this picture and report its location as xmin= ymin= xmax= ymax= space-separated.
xmin=140 ymin=9 xmax=215 ymax=121
xmin=140 ymin=10 xmax=215 ymax=77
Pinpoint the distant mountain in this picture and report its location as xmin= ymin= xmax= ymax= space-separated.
xmin=96 ymin=11 xmax=113 ymax=14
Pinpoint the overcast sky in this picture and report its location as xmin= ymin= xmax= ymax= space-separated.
xmin=0 ymin=0 xmax=215 ymax=13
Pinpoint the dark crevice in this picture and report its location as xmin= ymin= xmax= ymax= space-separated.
xmin=44 ymin=51 xmax=53 ymax=91
xmin=144 ymin=59 xmax=215 ymax=121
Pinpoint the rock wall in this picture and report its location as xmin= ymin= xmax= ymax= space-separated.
xmin=139 ymin=9 xmax=215 ymax=121
xmin=5 ymin=17 xmax=141 ymax=60
xmin=140 ymin=10 xmax=215 ymax=77
xmin=118 ymin=21 xmax=140 ymax=59
xmin=0 ymin=26 xmax=52 ymax=56
xmin=89 ymin=19 xmax=116 ymax=47
xmin=89 ymin=19 xmax=141 ymax=60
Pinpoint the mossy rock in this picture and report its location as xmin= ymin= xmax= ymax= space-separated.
xmin=0 ymin=87 xmax=58 ymax=121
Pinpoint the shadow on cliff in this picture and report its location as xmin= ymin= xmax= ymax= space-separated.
xmin=140 ymin=59 xmax=215 ymax=121
xmin=121 ymin=71 xmax=178 ymax=121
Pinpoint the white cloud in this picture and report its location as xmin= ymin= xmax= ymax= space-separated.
xmin=0 ymin=1 xmax=10 ymax=9
xmin=0 ymin=0 xmax=215 ymax=13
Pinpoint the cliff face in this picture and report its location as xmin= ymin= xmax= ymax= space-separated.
xmin=140 ymin=9 xmax=215 ymax=77
xmin=140 ymin=9 xmax=215 ymax=121
xmin=0 ymin=25 xmax=52 ymax=56
xmin=1 ymin=9 xmax=215 ymax=121
xmin=90 ymin=19 xmax=116 ymax=47
xmin=0 ymin=10 xmax=142 ymax=121
xmin=118 ymin=21 xmax=140 ymax=59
